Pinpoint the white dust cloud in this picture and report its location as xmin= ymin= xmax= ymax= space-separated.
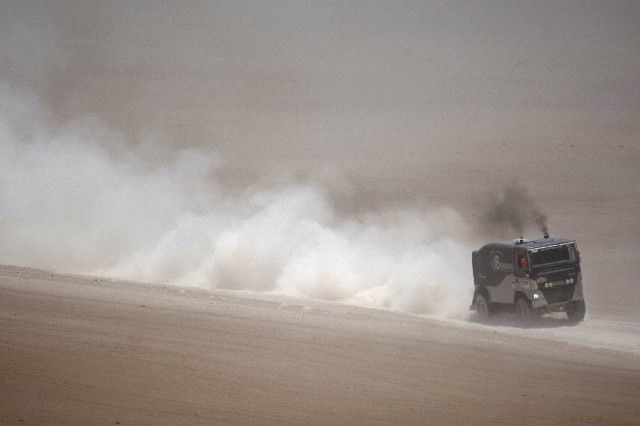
xmin=0 ymin=84 xmax=472 ymax=317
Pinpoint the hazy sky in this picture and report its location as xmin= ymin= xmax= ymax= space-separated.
xmin=2 ymin=1 xmax=639 ymax=201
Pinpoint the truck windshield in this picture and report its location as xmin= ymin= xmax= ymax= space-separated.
xmin=529 ymin=244 xmax=576 ymax=266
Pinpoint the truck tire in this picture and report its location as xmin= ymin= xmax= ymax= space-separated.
xmin=566 ymin=300 xmax=586 ymax=322
xmin=515 ymin=296 xmax=534 ymax=327
xmin=474 ymin=293 xmax=491 ymax=321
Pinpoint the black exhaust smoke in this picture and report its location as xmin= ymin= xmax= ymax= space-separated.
xmin=483 ymin=182 xmax=549 ymax=237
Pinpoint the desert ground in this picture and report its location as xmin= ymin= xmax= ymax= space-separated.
xmin=1 ymin=265 xmax=639 ymax=425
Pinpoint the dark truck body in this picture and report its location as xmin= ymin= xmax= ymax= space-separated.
xmin=470 ymin=237 xmax=586 ymax=322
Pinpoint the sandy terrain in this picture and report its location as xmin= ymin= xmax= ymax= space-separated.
xmin=1 ymin=265 xmax=639 ymax=425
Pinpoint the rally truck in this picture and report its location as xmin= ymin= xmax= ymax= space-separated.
xmin=470 ymin=234 xmax=586 ymax=324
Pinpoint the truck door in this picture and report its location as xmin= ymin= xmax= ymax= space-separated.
xmin=486 ymin=247 xmax=515 ymax=304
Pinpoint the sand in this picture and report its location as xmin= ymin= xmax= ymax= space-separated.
xmin=1 ymin=265 xmax=639 ymax=425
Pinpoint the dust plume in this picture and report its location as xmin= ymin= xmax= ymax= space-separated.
xmin=482 ymin=182 xmax=549 ymax=237
xmin=2 ymin=1 xmax=639 ymax=320
xmin=0 ymin=84 xmax=472 ymax=318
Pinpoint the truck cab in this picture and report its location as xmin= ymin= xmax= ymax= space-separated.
xmin=471 ymin=236 xmax=586 ymax=324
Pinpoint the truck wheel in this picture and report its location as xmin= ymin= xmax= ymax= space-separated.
xmin=474 ymin=293 xmax=491 ymax=321
xmin=515 ymin=297 xmax=534 ymax=327
xmin=566 ymin=300 xmax=586 ymax=322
